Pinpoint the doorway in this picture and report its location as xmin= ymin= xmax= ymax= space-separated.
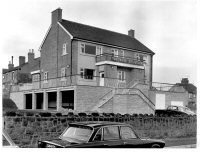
xmin=99 ymin=72 xmax=104 ymax=86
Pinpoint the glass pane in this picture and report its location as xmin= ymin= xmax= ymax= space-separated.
xmin=3 ymin=135 xmax=10 ymax=146
xmin=103 ymin=126 xmax=119 ymax=140
xmin=121 ymin=126 xmax=137 ymax=139
xmin=93 ymin=128 xmax=102 ymax=141
xmin=85 ymin=45 xmax=96 ymax=55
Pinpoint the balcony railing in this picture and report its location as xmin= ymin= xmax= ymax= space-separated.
xmin=96 ymin=53 xmax=144 ymax=66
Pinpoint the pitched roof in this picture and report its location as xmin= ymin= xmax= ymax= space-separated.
xmin=59 ymin=19 xmax=154 ymax=54
xmin=3 ymin=57 xmax=40 ymax=74
xmin=176 ymin=83 xmax=197 ymax=94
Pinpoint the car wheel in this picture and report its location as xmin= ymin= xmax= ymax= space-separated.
xmin=151 ymin=144 xmax=160 ymax=148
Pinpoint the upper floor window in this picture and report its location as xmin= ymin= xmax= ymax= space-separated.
xmin=120 ymin=50 xmax=124 ymax=57
xmin=32 ymin=74 xmax=40 ymax=82
xmin=96 ymin=46 xmax=103 ymax=56
xmin=44 ymin=72 xmax=48 ymax=83
xmin=111 ymin=49 xmax=118 ymax=57
xmin=189 ymin=93 xmax=194 ymax=99
xmin=136 ymin=53 xmax=147 ymax=63
xmin=80 ymin=68 xmax=95 ymax=80
xmin=62 ymin=43 xmax=68 ymax=55
xmin=81 ymin=43 xmax=96 ymax=55
xmin=118 ymin=70 xmax=125 ymax=82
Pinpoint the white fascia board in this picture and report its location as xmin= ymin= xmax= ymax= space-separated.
xmin=74 ymin=38 xmax=153 ymax=55
xmin=38 ymin=25 xmax=52 ymax=51
xmin=58 ymin=22 xmax=73 ymax=39
xmin=31 ymin=70 xmax=40 ymax=75
xmin=95 ymin=61 xmax=144 ymax=69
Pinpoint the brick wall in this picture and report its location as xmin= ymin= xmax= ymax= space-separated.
xmin=149 ymin=90 xmax=188 ymax=108
xmin=3 ymin=113 xmax=196 ymax=147
xmin=75 ymin=85 xmax=112 ymax=111
xmin=113 ymin=94 xmax=154 ymax=114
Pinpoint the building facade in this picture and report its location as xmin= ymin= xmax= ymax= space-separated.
xmin=4 ymin=8 xmax=156 ymax=114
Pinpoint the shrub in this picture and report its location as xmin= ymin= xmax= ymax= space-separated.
xmin=3 ymin=98 xmax=18 ymax=111
xmin=5 ymin=111 xmax=16 ymax=116
xmin=39 ymin=112 xmax=52 ymax=117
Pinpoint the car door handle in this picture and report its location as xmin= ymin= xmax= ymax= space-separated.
xmin=123 ymin=142 xmax=127 ymax=144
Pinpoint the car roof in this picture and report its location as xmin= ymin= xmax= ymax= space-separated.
xmin=69 ymin=121 xmax=129 ymax=128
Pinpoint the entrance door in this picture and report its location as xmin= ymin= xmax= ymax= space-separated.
xmin=155 ymin=94 xmax=166 ymax=109
xmin=99 ymin=72 xmax=104 ymax=86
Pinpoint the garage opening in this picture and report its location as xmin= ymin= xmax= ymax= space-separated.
xmin=61 ymin=90 xmax=74 ymax=110
xmin=36 ymin=93 xmax=43 ymax=109
xmin=25 ymin=94 xmax=32 ymax=109
xmin=48 ymin=92 xmax=57 ymax=110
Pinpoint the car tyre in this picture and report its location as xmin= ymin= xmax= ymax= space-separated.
xmin=151 ymin=144 xmax=160 ymax=148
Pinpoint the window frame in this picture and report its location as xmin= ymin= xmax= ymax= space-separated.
xmin=118 ymin=70 xmax=125 ymax=82
xmin=102 ymin=125 xmax=120 ymax=141
xmin=120 ymin=126 xmax=138 ymax=140
xmin=80 ymin=43 xmax=96 ymax=56
xmin=12 ymin=71 xmax=15 ymax=81
xmin=96 ymin=46 xmax=103 ymax=56
xmin=80 ymin=68 xmax=95 ymax=80
xmin=62 ymin=43 xmax=68 ymax=55
xmin=61 ymin=67 xmax=67 ymax=81
xmin=44 ymin=72 xmax=48 ymax=83
xmin=111 ymin=49 xmax=118 ymax=57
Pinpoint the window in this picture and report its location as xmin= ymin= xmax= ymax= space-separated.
xmin=32 ymin=74 xmax=40 ymax=82
xmin=93 ymin=128 xmax=102 ymax=141
xmin=80 ymin=43 xmax=96 ymax=55
xmin=111 ymin=49 xmax=118 ymax=57
xmin=120 ymin=50 xmax=124 ymax=57
xmin=96 ymin=46 xmax=103 ymax=56
xmin=103 ymin=126 xmax=120 ymax=140
xmin=136 ymin=53 xmax=147 ymax=63
xmin=44 ymin=72 xmax=48 ymax=83
xmin=118 ymin=70 xmax=125 ymax=82
xmin=189 ymin=93 xmax=193 ymax=99
xmin=120 ymin=126 xmax=137 ymax=139
xmin=12 ymin=71 xmax=15 ymax=80
xmin=80 ymin=68 xmax=95 ymax=80
xmin=62 ymin=43 xmax=68 ymax=55
xmin=61 ymin=67 xmax=66 ymax=78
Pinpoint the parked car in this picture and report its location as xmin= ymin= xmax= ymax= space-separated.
xmin=155 ymin=105 xmax=196 ymax=117
xmin=38 ymin=121 xmax=165 ymax=148
xmin=2 ymin=130 xmax=18 ymax=148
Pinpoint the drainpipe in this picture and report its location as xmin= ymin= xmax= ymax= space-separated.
xmin=70 ymin=39 xmax=73 ymax=85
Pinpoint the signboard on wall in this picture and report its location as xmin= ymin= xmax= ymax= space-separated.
xmin=155 ymin=94 xmax=165 ymax=109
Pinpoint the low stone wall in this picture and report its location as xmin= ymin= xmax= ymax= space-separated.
xmin=3 ymin=113 xmax=196 ymax=147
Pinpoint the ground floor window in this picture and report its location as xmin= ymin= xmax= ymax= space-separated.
xmin=118 ymin=70 xmax=125 ymax=82
xmin=80 ymin=68 xmax=95 ymax=80
xmin=62 ymin=90 xmax=74 ymax=110
xmin=25 ymin=94 xmax=32 ymax=109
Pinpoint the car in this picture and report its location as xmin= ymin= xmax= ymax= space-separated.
xmin=38 ymin=121 xmax=165 ymax=148
xmin=2 ymin=130 xmax=18 ymax=148
xmin=155 ymin=105 xmax=196 ymax=117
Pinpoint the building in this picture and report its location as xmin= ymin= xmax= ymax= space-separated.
xmin=4 ymin=8 xmax=156 ymax=114
xmin=169 ymin=78 xmax=197 ymax=112
xmin=2 ymin=50 xmax=40 ymax=98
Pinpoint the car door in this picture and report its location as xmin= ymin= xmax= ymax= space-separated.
xmin=120 ymin=126 xmax=144 ymax=148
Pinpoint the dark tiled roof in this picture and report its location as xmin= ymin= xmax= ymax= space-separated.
xmin=3 ymin=57 xmax=40 ymax=74
xmin=60 ymin=20 xmax=154 ymax=54
xmin=176 ymin=83 xmax=197 ymax=94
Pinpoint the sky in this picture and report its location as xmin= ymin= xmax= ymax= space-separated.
xmin=0 ymin=0 xmax=198 ymax=85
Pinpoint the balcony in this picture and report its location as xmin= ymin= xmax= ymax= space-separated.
xmin=96 ymin=53 xmax=144 ymax=69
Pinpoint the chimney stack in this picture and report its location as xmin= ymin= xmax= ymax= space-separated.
xmin=19 ymin=56 xmax=25 ymax=66
xmin=51 ymin=8 xmax=62 ymax=25
xmin=181 ymin=78 xmax=189 ymax=84
xmin=8 ymin=56 xmax=14 ymax=69
xmin=28 ymin=49 xmax=35 ymax=64
xmin=128 ymin=29 xmax=135 ymax=38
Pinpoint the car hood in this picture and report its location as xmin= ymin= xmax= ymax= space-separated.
xmin=41 ymin=139 xmax=79 ymax=147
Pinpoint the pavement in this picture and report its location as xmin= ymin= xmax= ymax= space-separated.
xmin=164 ymin=137 xmax=197 ymax=148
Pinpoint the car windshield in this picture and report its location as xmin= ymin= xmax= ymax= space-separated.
xmin=60 ymin=126 xmax=93 ymax=142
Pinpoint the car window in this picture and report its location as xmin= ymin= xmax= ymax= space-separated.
xmin=61 ymin=126 xmax=93 ymax=142
xmin=93 ymin=128 xmax=102 ymax=142
xmin=3 ymin=135 xmax=10 ymax=146
xmin=120 ymin=126 xmax=137 ymax=139
xmin=103 ymin=126 xmax=119 ymax=141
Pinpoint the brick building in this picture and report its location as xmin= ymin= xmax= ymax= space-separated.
xmin=5 ymin=8 xmax=157 ymax=114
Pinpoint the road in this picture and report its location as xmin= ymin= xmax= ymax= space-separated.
xmin=164 ymin=137 xmax=197 ymax=148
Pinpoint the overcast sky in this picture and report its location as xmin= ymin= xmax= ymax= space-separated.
xmin=0 ymin=0 xmax=198 ymax=85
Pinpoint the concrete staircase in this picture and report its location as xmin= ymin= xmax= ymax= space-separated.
xmin=92 ymin=80 xmax=155 ymax=112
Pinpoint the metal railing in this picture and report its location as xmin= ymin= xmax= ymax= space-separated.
xmin=96 ymin=53 xmax=144 ymax=66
